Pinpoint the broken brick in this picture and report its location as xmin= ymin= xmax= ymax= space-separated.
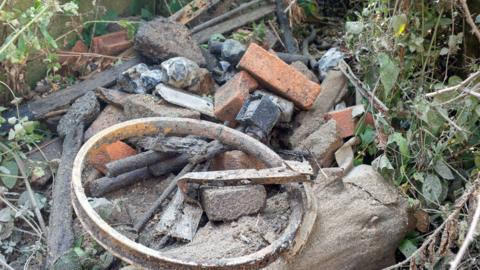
xmin=238 ymin=43 xmax=321 ymax=110
xmin=214 ymin=71 xmax=258 ymax=122
xmin=92 ymin=31 xmax=132 ymax=56
xmin=324 ymin=105 xmax=365 ymax=138
xmin=210 ymin=150 xmax=266 ymax=171
xmin=88 ymin=141 xmax=137 ymax=174
xmin=59 ymin=40 xmax=88 ymax=65
xmin=200 ymin=185 xmax=266 ymax=221
xmin=84 ymin=105 xmax=125 ymax=141
xmin=296 ymin=119 xmax=342 ymax=167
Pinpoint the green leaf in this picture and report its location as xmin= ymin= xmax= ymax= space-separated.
xmin=391 ymin=14 xmax=407 ymax=36
xmin=434 ymin=159 xmax=454 ymax=180
xmin=360 ymin=127 xmax=375 ymax=146
xmin=0 ymin=207 xmax=12 ymax=222
xmin=399 ymin=238 xmax=417 ymax=258
xmin=422 ymin=174 xmax=445 ymax=204
xmin=378 ymin=53 xmax=399 ymax=97
xmin=40 ymin=25 xmax=58 ymax=49
xmin=345 ymin=21 xmax=364 ymax=35
xmin=388 ymin=132 xmax=410 ymax=160
xmin=1 ymin=160 xmax=18 ymax=189
xmin=372 ymin=154 xmax=394 ymax=174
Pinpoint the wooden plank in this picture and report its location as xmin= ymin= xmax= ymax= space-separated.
xmin=28 ymin=57 xmax=140 ymax=118
xmin=170 ymin=0 xmax=221 ymax=25
xmin=155 ymin=189 xmax=203 ymax=241
xmin=192 ymin=4 xmax=275 ymax=44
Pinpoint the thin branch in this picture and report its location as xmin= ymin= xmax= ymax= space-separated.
xmin=426 ymin=71 xmax=480 ymax=97
xmin=339 ymin=60 xmax=390 ymax=114
xmin=0 ymin=259 xmax=15 ymax=270
xmin=0 ymin=142 xmax=47 ymax=235
xmin=459 ymin=0 xmax=480 ymax=44
xmin=383 ymin=174 xmax=480 ymax=270
xmin=449 ymin=195 xmax=480 ymax=270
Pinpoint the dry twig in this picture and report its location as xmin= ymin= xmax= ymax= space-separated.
xmin=449 ymin=194 xmax=480 ymax=270
xmin=426 ymin=71 xmax=480 ymax=97
xmin=458 ymin=0 xmax=480 ymax=44
xmin=383 ymin=174 xmax=480 ymax=270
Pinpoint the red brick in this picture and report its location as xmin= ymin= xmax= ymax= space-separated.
xmin=211 ymin=150 xmax=266 ymax=171
xmin=88 ymin=141 xmax=137 ymax=174
xmin=59 ymin=40 xmax=88 ymax=65
xmin=84 ymin=105 xmax=125 ymax=141
xmin=238 ymin=43 xmax=321 ymax=110
xmin=214 ymin=71 xmax=258 ymax=122
xmin=92 ymin=31 xmax=132 ymax=56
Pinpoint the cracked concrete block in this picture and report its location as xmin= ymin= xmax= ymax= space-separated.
xmin=201 ymin=185 xmax=266 ymax=221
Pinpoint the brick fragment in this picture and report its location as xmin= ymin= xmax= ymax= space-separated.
xmin=214 ymin=71 xmax=258 ymax=122
xmin=324 ymin=105 xmax=365 ymax=138
xmin=296 ymin=119 xmax=342 ymax=167
xmin=84 ymin=105 xmax=125 ymax=141
xmin=59 ymin=40 xmax=88 ymax=65
xmin=238 ymin=43 xmax=321 ymax=110
xmin=92 ymin=31 xmax=132 ymax=56
xmin=200 ymin=185 xmax=266 ymax=221
xmin=88 ymin=141 xmax=137 ymax=174
xmin=210 ymin=150 xmax=266 ymax=171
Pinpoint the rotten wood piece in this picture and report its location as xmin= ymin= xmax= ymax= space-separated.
xmin=170 ymin=0 xmax=221 ymax=25
xmin=193 ymin=4 xmax=275 ymax=44
xmin=275 ymin=52 xmax=310 ymax=64
xmin=274 ymin=0 xmax=298 ymax=54
xmin=155 ymin=189 xmax=203 ymax=242
xmin=177 ymin=160 xmax=312 ymax=194
xmin=89 ymin=167 xmax=151 ymax=197
xmin=2 ymin=58 xmax=140 ymax=128
xmin=46 ymin=125 xmax=84 ymax=268
xmin=106 ymin=150 xmax=171 ymax=177
xmin=191 ymin=0 xmax=264 ymax=34
xmin=139 ymin=136 xmax=208 ymax=154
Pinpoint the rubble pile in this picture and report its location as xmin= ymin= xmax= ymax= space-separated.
xmin=17 ymin=2 xmax=412 ymax=269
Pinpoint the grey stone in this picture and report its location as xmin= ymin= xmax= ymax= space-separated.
xmin=254 ymin=90 xmax=294 ymax=123
xmin=288 ymin=70 xmax=347 ymax=147
xmin=57 ymin=91 xmax=100 ymax=137
xmin=117 ymin=63 xmax=150 ymax=94
xmin=140 ymin=69 xmax=166 ymax=91
xmin=295 ymin=120 xmax=342 ymax=167
xmin=236 ymin=94 xmax=280 ymax=139
xmin=316 ymin=47 xmax=344 ymax=75
xmin=161 ymin=57 xmax=200 ymax=89
xmin=264 ymin=165 xmax=411 ymax=270
xmin=123 ymin=94 xmax=200 ymax=120
xmin=134 ymin=17 xmax=206 ymax=66
xmin=221 ymin=39 xmax=246 ymax=65
xmin=201 ymin=185 xmax=266 ymax=221
xmin=290 ymin=61 xmax=319 ymax=83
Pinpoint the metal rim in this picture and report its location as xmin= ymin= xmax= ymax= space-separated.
xmin=72 ymin=117 xmax=310 ymax=269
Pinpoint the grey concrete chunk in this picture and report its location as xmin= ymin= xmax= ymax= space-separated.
xmin=123 ymin=94 xmax=200 ymax=120
xmin=201 ymin=185 xmax=266 ymax=221
xmin=135 ymin=17 xmax=206 ymax=66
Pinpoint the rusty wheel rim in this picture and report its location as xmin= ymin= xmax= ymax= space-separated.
xmin=72 ymin=117 xmax=312 ymax=269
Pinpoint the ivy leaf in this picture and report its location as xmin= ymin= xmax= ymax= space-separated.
xmin=434 ymin=159 xmax=454 ymax=180
xmin=378 ymin=53 xmax=399 ymax=97
xmin=372 ymin=154 xmax=394 ymax=174
xmin=422 ymin=174 xmax=446 ymax=204
xmin=391 ymin=14 xmax=408 ymax=36
xmin=1 ymin=160 xmax=18 ymax=189
xmin=399 ymin=238 xmax=417 ymax=258
xmin=388 ymin=132 xmax=410 ymax=160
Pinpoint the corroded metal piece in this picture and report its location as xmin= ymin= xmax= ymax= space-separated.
xmin=72 ymin=117 xmax=316 ymax=269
